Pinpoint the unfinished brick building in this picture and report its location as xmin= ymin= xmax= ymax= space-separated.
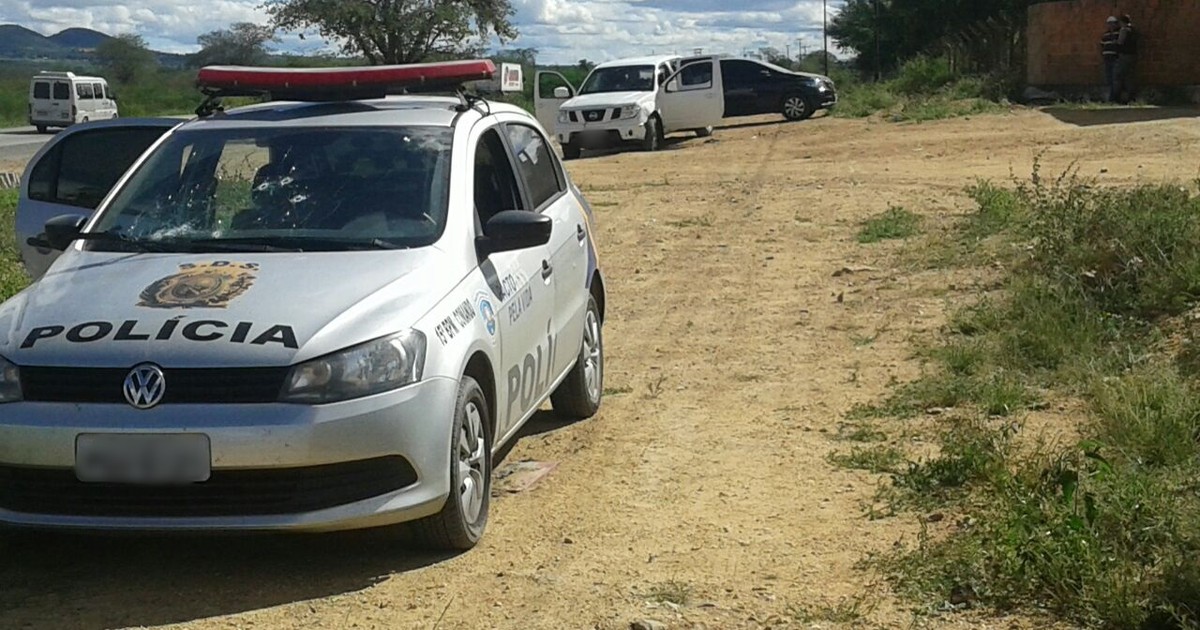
xmin=1027 ymin=0 xmax=1200 ymax=100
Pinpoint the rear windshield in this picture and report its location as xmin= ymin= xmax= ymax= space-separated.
xmin=32 ymin=82 xmax=50 ymax=99
xmin=88 ymin=126 xmax=454 ymax=252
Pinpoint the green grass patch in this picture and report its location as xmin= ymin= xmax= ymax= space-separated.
xmin=833 ymin=56 xmax=1012 ymax=123
xmin=0 ymin=190 xmax=27 ymax=301
xmin=829 ymin=445 xmax=905 ymax=473
xmin=858 ymin=172 xmax=1200 ymax=627
xmin=857 ymin=206 xmax=922 ymax=243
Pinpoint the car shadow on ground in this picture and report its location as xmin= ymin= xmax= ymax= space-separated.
xmin=0 ymin=409 xmax=579 ymax=629
xmin=1041 ymin=105 xmax=1199 ymax=127
xmin=0 ymin=525 xmax=453 ymax=629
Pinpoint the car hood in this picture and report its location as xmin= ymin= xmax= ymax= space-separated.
xmin=563 ymin=91 xmax=652 ymax=109
xmin=0 ymin=248 xmax=454 ymax=368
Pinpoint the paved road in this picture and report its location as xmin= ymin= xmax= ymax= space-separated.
xmin=0 ymin=126 xmax=53 ymax=166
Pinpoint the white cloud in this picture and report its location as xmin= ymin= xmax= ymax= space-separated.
xmin=0 ymin=0 xmax=847 ymax=63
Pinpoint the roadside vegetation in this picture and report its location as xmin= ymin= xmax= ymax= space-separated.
xmin=0 ymin=190 xmax=24 ymax=300
xmin=831 ymin=56 xmax=1013 ymax=123
xmin=836 ymin=167 xmax=1200 ymax=628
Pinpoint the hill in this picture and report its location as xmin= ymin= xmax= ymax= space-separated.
xmin=47 ymin=27 xmax=111 ymax=50
xmin=0 ymin=24 xmax=186 ymax=67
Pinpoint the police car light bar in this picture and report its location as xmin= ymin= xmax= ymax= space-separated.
xmin=195 ymin=60 xmax=497 ymax=102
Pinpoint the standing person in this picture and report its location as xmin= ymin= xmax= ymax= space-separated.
xmin=1101 ymin=16 xmax=1121 ymax=102
xmin=1115 ymin=14 xmax=1139 ymax=104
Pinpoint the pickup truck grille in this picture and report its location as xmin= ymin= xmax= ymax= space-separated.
xmin=581 ymin=109 xmax=608 ymax=122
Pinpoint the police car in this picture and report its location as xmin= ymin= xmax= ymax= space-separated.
xmin=0 ymin=61 xmax=606 ymax=550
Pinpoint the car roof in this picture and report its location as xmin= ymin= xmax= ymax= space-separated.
xmin=594 ymin=55 xmax=680 ymax=70
xmin=175 ymin=95 xmax=528 ymax=131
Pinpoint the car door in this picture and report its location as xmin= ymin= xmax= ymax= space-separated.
xmin=720 ymin=59 xmax=759 ymax=117
xmin=533 ymin=71 xmax=577 ymax=135
xmin=659 ymin=57 xmax=725 ymax=132
xmin=500 ymin=119 xmax=586 ymax=384
xmin=17 ymin=119 xmax=178 ymax=280
xmin=49 ymin=80 xmax=72 ymax=125
xmin=471 ymin=124 xmax=557 ymax=436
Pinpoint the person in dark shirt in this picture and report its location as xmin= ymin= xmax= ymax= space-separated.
xmin=1101 ymin=16 xmax=1121 ymax=102
xmin=1115 ymin=14 xmax=1139 ymax=104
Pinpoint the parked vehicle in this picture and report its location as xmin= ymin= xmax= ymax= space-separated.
xmin=536 ymin=55 xmax=724 ymax=159
xmin=4 ymin=61 xmax=607 ymax=550
xmin=28 ymin=71 xmax=119 ymax=133
xmin=719 ymin=58 xmax=837 ymax=121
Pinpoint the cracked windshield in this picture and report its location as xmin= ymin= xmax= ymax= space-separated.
xmin=88 ymin=126 xmax=453 ymax=251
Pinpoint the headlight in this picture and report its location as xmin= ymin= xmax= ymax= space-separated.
xmin=0 ymin=355 xmax=21 ymax=403
xmin=280 ymin=331 xmax=426 ymax=404
xmin=558 ymin=110 xmax=571 ymax=123
xmin=620 ymin=104 xmax=641 ymax=119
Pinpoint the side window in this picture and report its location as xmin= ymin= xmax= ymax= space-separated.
xmin=680 ymin=62 xmax=714 ymax=90
xmin=53 ymin=82 xmax=70 ymax=100
xmin=93 ymin=83 xmax=105 ymax=99
xmin=474 ymin=128 xmax=524 ymax=227
xmin=722 ymin=60 xmax=756 ymax=88
xmin=503 ymin=124 xmax=562 ymax=210
xmin=27 ymin=128 xmax=166 ymax=209
xmin=77 ymin=83 xmax=94 ymax=100
xmin=656 ymin=64 xmax=669 ymax=87
xmin=32 ymin=82 xmax=50 ymax=99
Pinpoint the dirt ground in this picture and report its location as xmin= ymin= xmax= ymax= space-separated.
xmin=1 ymin=106 xmax=1198 ymax=630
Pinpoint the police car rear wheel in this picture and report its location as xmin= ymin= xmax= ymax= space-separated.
xmin=410 ymin=376 xmax=491 ymax=550
xmin=551 ymin=295 xmax=603 ymax=419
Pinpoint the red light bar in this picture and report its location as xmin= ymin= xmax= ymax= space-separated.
xmin=196 ymin=60 xmax=496 ymax=100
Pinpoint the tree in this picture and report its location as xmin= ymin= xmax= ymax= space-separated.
xmin=264 ymin=0 xmax=517 ymax=65
xmin=757 ymin=47 xmax=794 ymax=69
xmin=192 ymin=23 xmax=278 ymax=67
xmin=577 ymin=59 xmax=595 ymax=72
xmin=95 ymin=33 xmax=156 ymax=83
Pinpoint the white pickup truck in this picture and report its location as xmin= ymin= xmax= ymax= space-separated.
xmin=535 ymin=55 xmax=724 ymax=159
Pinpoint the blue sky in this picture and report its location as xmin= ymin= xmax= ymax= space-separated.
xmin=1 ymin=0 xmax=846 ymax=64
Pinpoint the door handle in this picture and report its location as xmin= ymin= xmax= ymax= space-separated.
xmin=576 ymin=224 xmax=587 ymax=242
xmin=542 ymin=260 xmax=553 ymax=279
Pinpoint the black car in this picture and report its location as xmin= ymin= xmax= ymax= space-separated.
xmin=719 ymin=58 xmax=837 ymax=121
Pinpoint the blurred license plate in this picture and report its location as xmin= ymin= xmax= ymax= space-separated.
xmin=76 ymin=433 xmax=211 ymax=484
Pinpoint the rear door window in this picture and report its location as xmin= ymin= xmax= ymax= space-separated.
xmin=53 ymin=82 xmax=70 ymax=100
xmin=32 ymin=82 xmax=50 ymax=99
xmin=502 ymin=123 xmax=564 ymax=210
xmin=28 ymin=127 xmax=167 ymax=209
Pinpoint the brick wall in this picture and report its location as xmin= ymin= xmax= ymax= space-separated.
xmin=1027 ymin=0 xmax=1200 ymax=87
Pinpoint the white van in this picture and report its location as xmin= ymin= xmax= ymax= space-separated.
xmin=28 ymin=71 xmax=119 ymax=133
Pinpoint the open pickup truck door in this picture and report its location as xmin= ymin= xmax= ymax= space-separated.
xmin=533 ymin=71 xmax=578 ymax=135
xmin=659 ymin=56 xmax=724 ymax=133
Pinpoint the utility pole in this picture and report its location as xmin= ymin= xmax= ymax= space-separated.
xmin=786 ymin=43 xmax=791 ymax=63
xmin=823 ymin=0 xmax=829 ymax=76
xmin=874 ymin=0 xmax=881 ymax=81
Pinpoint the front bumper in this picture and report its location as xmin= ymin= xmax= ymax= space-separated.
xmin=0 ymin=376 xmax=459 ymax=532
xmin=557 ymin=118 xmax=646 ymax=147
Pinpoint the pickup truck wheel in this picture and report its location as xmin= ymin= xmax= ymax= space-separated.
xmin=562 ymin=140 xmax=581 ymax=160
xmin=693 ymin=126 xmax=713 ymax=138
xmin=641 ymin=115 xmax=663 ymax=152
xmin=782 ymin=95 xmax=814 ymax=121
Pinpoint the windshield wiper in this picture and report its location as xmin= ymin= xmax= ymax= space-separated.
xmin=187 ymin=236 xmax=408 ymax=251
xmin=167 ymin=238 xmax=303 ymax=253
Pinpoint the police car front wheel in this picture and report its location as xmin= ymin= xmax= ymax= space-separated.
xmin=410 ymin=375 xmax=492 ymax=550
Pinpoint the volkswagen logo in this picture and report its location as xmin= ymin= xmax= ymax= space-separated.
xmin=123 ymin=364 xmax=166 ymax=409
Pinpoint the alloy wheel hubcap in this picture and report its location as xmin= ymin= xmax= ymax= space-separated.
xmin=583 ymin=310 xmax=602 ymax=402
xmin=457 ymin=401 xmax=486 ymax=523
xmin=785 ymin=98 xmax=807 ymax=118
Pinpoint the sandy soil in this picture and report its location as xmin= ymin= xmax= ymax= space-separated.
xmin=1 ymin=105 xmax=1198 ymax=630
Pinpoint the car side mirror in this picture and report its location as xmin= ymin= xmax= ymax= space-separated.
xmin=40 ymin=214 xmax=88 ymax=251
xmin=553 ymin=86 xmax=570 ymax=99
xmin=477 ymin=211 xmax=551 ymax=255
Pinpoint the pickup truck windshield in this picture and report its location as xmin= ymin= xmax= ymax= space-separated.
xmin=579 ymin=65 xmax=656 ymax=94
xmin=87 ymin=126 xmax=453 ymax=252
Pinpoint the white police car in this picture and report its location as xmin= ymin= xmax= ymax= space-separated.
xmin=0 ymin=61 xmax=606 ymax=550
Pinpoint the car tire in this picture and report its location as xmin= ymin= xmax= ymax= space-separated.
xmin=81 ymin=116 xmax=89 ymax=123
xmin=641 ymin=114 xmax=663 ymax=152
xmin=410 ymin=375 xmax=492 ymax=551
xmin=35 ymin=125 xmax=46 ymax=134
xmin=550 ymin=294 xmax=603 ymax=419
xmin=562 ymin=140 xmax=582 ymax=160
xmin=782 ymin=95 xmax=814 ymax=121
xmin=694 ymin=126 xmax=713 ymax=138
